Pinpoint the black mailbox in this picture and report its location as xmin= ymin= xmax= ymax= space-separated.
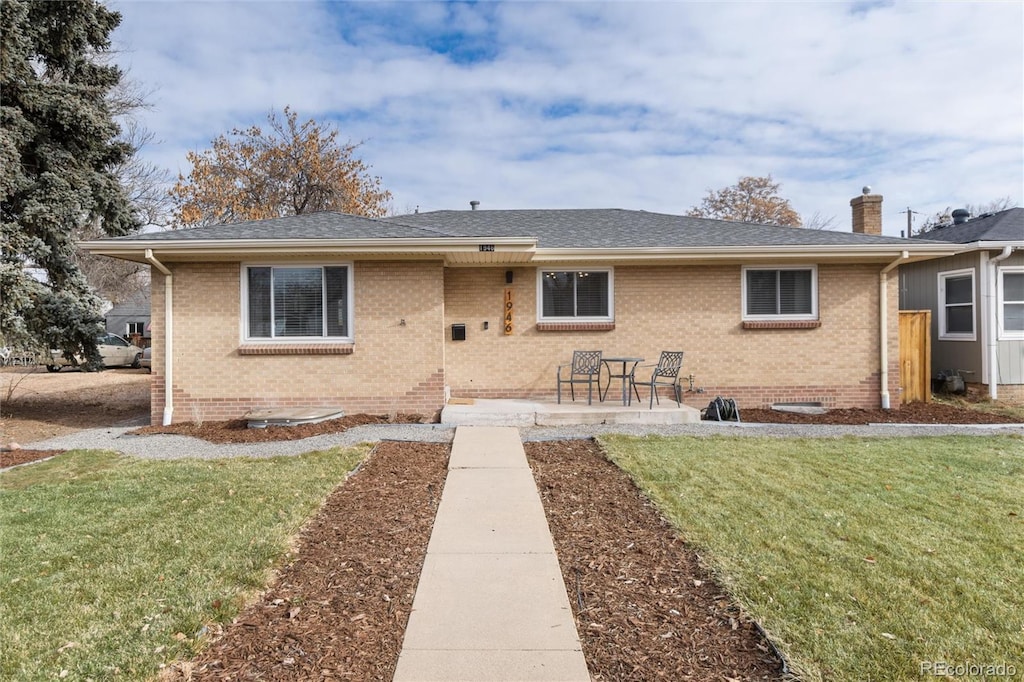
xmin=451 ymin=323 xmax=466 ymax=341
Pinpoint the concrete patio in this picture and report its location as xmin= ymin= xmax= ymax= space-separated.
xmin=441 ymin=397 xmax=702 ymax=427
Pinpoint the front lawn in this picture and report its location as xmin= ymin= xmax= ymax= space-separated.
xmin=601 ymin=434 xmax=1024 ymax=681
xmin=0 ymin=446 xmax=368 ymax=681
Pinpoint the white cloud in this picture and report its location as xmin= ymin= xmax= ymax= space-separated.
xmin=110 ymin=0 xmax=1023 ymax=235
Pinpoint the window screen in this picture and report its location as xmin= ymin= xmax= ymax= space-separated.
xmin=941 ymin=272 xmax=974 ymax=336
xmin=541 ymin=271 xmax=610 ymax=318
xmin=247 ymin=266 xmax=349 ymax=339
xmin=1003 ymin=272 xmax=1024 ymax=333
xmin=745 ymin=269 xmax=814 ymax=317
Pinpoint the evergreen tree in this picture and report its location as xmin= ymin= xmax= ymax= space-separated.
xmin=0 ymin=0 xmax=138 ymax=367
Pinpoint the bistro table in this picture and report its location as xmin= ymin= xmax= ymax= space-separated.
xmin=600 ymin=356 xmax=643 ymax=406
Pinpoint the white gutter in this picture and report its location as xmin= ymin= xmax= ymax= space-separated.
xmin=80 ymin=239 xmax=962 ymax=264
xmin=879 ymin=251 xmax=909 ymax=409
xmin=144 ymin=249 xmax=174 ymax=426
xmin=986 ymin=246 xmax=1014 ymax=400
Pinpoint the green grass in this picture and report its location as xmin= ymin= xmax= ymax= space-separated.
xmin=0 ymin=446 xmax=369 ymax=681
xmin=600 ymin=434 xmax=1024 ymax=681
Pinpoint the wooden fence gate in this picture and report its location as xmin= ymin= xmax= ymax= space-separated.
xmin=899 ymin=310 xmax=931 ymax=404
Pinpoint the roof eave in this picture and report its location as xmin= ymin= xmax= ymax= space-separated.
xmin=80 ymin=238 xmax=964 ymax=266
xmin=961 ymin=240 xmax=1024 ymax=250
xmin=531 ymin=243 xmax=963 ymax=263
xmin=80 ymin=237 xmax=540 ymax=265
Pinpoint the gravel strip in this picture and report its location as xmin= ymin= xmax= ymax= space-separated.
xmin=22 ymin=421 xmax=1023 ymax=460
xmin=25 ymin=424 xmax=456 ymax=460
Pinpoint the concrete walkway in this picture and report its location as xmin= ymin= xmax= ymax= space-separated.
xmin=393 ymin=426 xmax=590 ymax=681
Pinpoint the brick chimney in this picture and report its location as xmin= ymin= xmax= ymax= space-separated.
xmin=850 ymin=188 xmax=883 ymax=235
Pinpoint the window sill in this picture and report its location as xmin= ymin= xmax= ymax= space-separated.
xmin=536 ymin=322 xmax=616 ymax=332
xmin=742 ymin=320 xmax=821 ymax=330
xmin=238 ymin=343 xmax=354 ymax=356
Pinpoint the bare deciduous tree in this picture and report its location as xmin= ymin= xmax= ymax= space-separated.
xmin=803 ymin=211 xmax=838 ymax=231
xmin=170 ymin=107 xmax=392 ymax=227
xmin=918 ymin=197 xmax=1018 ymax=233
xmin=687 ymin=175 xmax=802 ymax=227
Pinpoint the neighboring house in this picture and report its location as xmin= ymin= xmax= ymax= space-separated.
xmin=901 ymin=208 xmax=1024 ymax=402
xmin=105 ymin=288 xmax=151 ymax=347
xmin=83 ymin=193 xmax=959 ymax=426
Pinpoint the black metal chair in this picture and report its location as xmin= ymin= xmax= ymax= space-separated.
xmin=556 ymin=350 xmax=603 ymax=405
xmin=638 ymin=351 xmax=685 ymax=408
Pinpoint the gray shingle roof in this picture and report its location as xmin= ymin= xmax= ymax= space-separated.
xmin=910 ymin=208 xmax=1023 ymax=244
xmin=114 ymin=212 xmax=443 ymax=241
xmin=107 ymin=208 xmax=937 ymax=248
xmin=385 ymin=208 xmax=924 ymax=248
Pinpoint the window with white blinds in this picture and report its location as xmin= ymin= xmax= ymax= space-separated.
xmin=998 ymin=267 xmax=1024 ymax=340
xmin=938 ymin=269 xmax=975 ymax=341
xmin=742 ymin=266 xmax=817 ymax=319
xmin=244 ymin=265 xmax=352 ymax=340
xmin=538 ymin=269 xmax=612 ymax=321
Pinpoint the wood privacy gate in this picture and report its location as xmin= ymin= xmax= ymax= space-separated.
xmin=899 ymin=310 xmax=931 ymax=404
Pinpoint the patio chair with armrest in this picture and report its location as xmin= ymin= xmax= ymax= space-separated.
xmin=638 ymin=351 xmax=685 ymax=408
xmin=556 ymin=350 xmax=603 ymax=405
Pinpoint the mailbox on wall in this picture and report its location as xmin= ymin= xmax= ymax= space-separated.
xmin=451 ymin=323 xmax=467 ymax=341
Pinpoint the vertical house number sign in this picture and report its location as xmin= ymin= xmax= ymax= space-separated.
xmin=503 ymin=288 xmax=514 ymax=335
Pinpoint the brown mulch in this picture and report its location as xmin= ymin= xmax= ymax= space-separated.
xmin=163 ymin=438 xmax=785 ymax=681
xmin=742 ymin=400 xmax=1024 ymax=425
xmin=0 ymin=449 xmax=65 ymax=468
xmin=165 ymin=441 xmax=450 ymax=681
xmin=527 ymin=439 xmax=785 ymax=680
xmin=6 ymin=399 xmax=1017 ymax=471
xmin=130 ymin=414 xmax=428 ymax=444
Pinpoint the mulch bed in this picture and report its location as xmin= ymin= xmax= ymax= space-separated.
xmin=0 ymin=449 xmax=65 ymax=468
xmin=131 ymin=414 xmax=428 ymax=444
xmin=742 ymin=401 xmax=1023 ymax=425
xmin=526 ymin=439 xmax=785 ymax=680
xmin=162 ymin=438 xmax=784 ymax=681
xmin=164 ymin=441 xmax=450 ymax=681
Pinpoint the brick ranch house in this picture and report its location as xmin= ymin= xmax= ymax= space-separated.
xmin=84 ymin=193 xmax=958 ymax=425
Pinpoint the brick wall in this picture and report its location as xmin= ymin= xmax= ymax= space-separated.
xmin=443 ymin=263 xmax=901 ymax=410
xmin=148 ymin=259 xmax=902 ymax=423
xmin=986 ymin=383 xmax=1024 ymax=405
xmin=851 ymin=194 xmax=883 ymax=236
xmin=149 ymin=261 xmax=445 ymax=424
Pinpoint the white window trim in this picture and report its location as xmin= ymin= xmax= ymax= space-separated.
xmin=240 ymin=263 xmax=355 ymax=343
xmin=741 ymin=265 xmax=818 ymax=321
xmin=536 ymin=268 xmax=614 ymax=323
xmin=937 ymin=268 xmax=976 ymax=341
xmin=997 ymin=266 xmax=1024 ymax=341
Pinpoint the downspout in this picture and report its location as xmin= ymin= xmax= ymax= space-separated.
xmin=987 ymin=246 xmax=1014 ymax=400
xmin=145 ymin=249 xmax=174 ymax=425
xmin=879 ymin=251 xmax=909 ymax=409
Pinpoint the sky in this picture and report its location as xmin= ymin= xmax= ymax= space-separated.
xmin=109 ymin=0 xmax=1024 ymax=237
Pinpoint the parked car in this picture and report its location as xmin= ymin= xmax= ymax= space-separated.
xmin=47 ymin=333 xmax=144 ymax=372
xmin=140 ymin=346 xmax=152 ymax=371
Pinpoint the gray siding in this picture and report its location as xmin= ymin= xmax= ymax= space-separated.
xmin=104 ymin=290 xmax=151 ymax=340
xmin=901 ymin=251 xmax=1024 ymax=386
xmin=899 ymin=253 xmax=983 ymax=379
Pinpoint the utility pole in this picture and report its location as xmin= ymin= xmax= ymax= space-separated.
xmin=901 ymin=207 xmax=919 ymax=237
